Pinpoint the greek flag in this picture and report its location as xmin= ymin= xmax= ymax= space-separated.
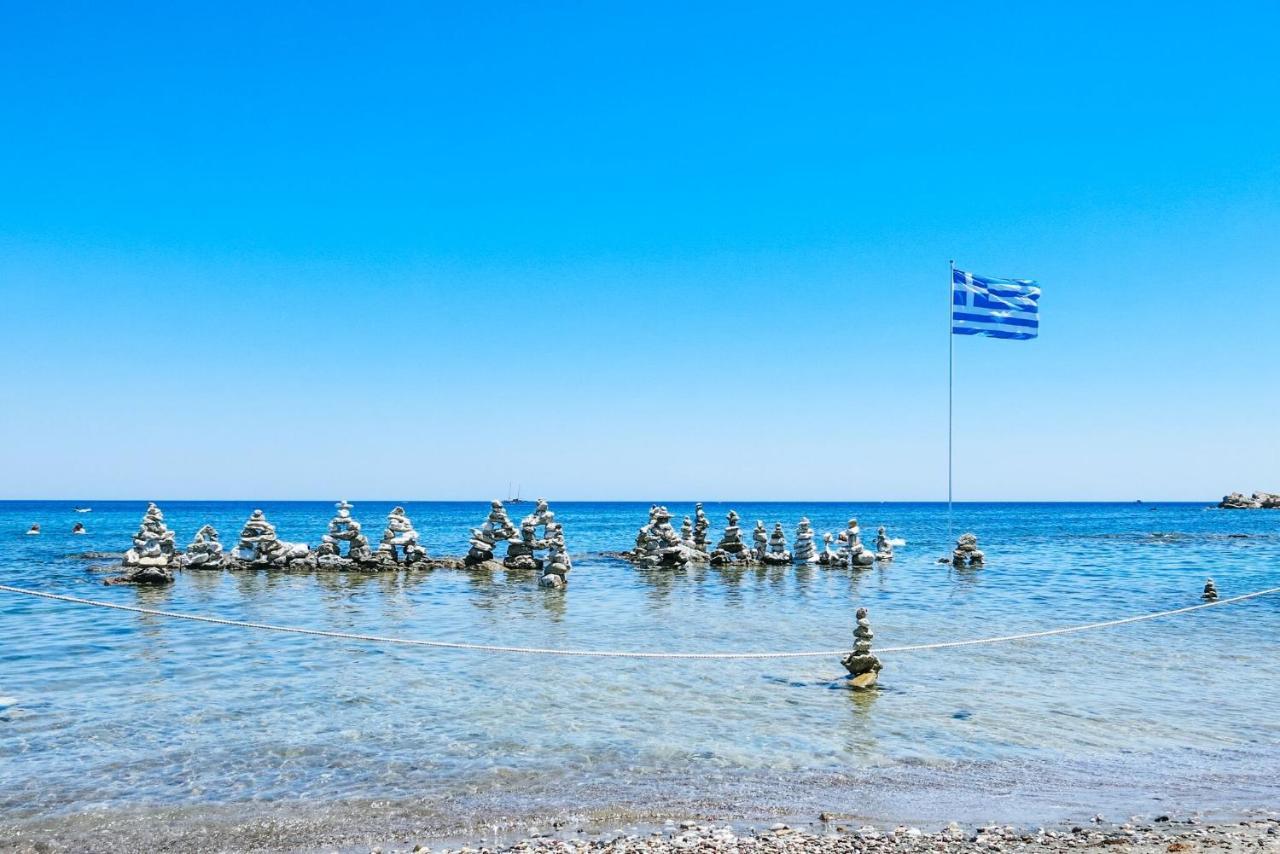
xmin=952 ymin=268 xmax=1040 ymax=340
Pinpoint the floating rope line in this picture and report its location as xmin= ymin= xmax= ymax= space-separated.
xmin=0 ymin=584 xmax=1276 ymax=660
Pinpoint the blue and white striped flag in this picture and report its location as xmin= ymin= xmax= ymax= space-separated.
xmin=952 ymin=268 xmax=1040 ymax=340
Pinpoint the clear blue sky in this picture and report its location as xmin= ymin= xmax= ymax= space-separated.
xmin=1 ymin=2 xmax=1277 ymax=500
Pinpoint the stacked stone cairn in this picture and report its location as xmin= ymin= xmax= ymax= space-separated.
xmin=466 ymin=500 xmax=519 ymax=566
xmin=316 ymin=500 xmax=374 ymax=568
xmin=819 ymin=532 xmax=841 ymax=565
xmin=751 ymin=521 xmax=769 ymax=561
xmin=952 ymin=532 xmax=985 ymax=567
xmin=504 ymin=516 xmax=545 ymax=570
xmin=539 ymin=522 xmax=572 ymax=588
xmin=792 ymin=517 xmax=818 ymax=564
xmin=874 ymin=525 xmax=895 ymax=562
xmin=233 ymin=509 xmax=312 ymax=568
xmin=632 ymin=505 xmax=694 ymax=567
xmin=680 ymin=516 xmax=696 ymax=549
xmin=836 ymin=519 xmax=875 ymax=567
xmin=1203 ymin=578 xmax=1219 ymax=601
xmin=181 ymin=524 xmax=227 ymax=570
xmin=117 ymin=502 xmax=179 ymax=583
xmin=841 ymin=607 xmax=882 ymax=690
xmin=709 ymin=510 xmax=751 ymax=565
xmin=692 ymin=503 xmax=711 ymax=553
xmin=763 ymin=522 xmax=792 ymax=565
xmin=376 ymin=506 xmax=428 ymax=567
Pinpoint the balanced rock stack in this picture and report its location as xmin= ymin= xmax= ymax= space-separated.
xmin=792 ymin=518 xmax=817 ymax=564
xmin=1203 ymin=578 xmax=1219 ymax=601
xmin=952 ymin=532 xmax=985 ymax=567
xmin=751 ymin=521 xmax=769 ymax=561
xmin=466 ymin=501 xmax=519 ymax=566
xmin=117 ymin=502 xmax=179 ymax=584
xmin=505 ymin=516 xmax=545 ymax=570
xmin=233 ymin=509 xmax=312 ymax=568
xmin=842 ymin=607 xmax=882 ymax=690
xmin=317 ymin=500 xmax=374 ymax=567
xmin=874 ymin=526 xmax=895 ymax=562
xmin=764 ymin=523 xmax=792 ymax=565
xmin=838 ymin=519 xmax=875 ymax=567
xmin=819 ymin=532 xmax=840 ymax=564
xmin=680 ymin=516 xmax=696 ymax=550
xmin=1219 ymin=491 xmax=1280 ymax=509
xmin=692 ymin=503 xmax=711 ymax=553
xmin=181 ymin=524 xmax=227 ymax=570
xmin=651 ymin=506 xmax=693 ymax=566
xmin=709 ymin=510 xmax=751 ymax=565
xmin=376 ymin=507 xmax=428 ymax=566
xmin=539 ymin=522 xmax=572 ymax=588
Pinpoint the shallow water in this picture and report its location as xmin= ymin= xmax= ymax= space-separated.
xmin=1 ymin=501 xmax=1278 ymax=850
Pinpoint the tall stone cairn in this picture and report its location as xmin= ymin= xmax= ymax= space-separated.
xmin=466 ymin=500 xmax=519 ymax=566
xmin=233 ymin=509 xmax=311 ymax=568
xmin=692 ymin=503 xmax=711 ymax=553
xmin=709 ymin=510 xmax=750 ymax=565
xmin=751 ymin=521 xmax=769 ymax=561
xmin=838 ymin=518 xmax=875 ymax=567
xmin=842 ymin=607 xmax=883 ymax=690
xmin=680 ymin=516 xmax=696 ymax=549
xmin=763 ymin=522 xmax=792 ymax=565
xmin=952 ymin=532 xmax=985 ymax=567
xmin=118 ymin=502 xmax=178 ymax=583
xmin=539 ymin=522 xmax=572 ymax=588
xmin=793 ymin=517 xmax=818 ymax=564
xmin=318 ymin=500 xmax=373 ymax=565
xmin=377 ymin=506 xmax=428 ymax=566
xmin=874 ymin=525 xmax=895 ymax=562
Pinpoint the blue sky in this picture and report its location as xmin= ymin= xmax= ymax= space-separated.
xmin=1 ymin=2 xmax=1277 ymax=500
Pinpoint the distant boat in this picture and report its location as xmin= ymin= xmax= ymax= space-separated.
xmin=74 ymin=507 xmax=91 ymax=513
xmin=504 ymin=483 xmax=526 ymax=504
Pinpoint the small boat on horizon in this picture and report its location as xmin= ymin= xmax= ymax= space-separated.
xmin=74 ymin=507 xmax=91 ymax=513
xmin=504 ymin=483 xmax=526 ymax=504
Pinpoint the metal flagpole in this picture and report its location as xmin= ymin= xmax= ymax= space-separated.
xmin=948 ymin=259 xmax=955 ymax=542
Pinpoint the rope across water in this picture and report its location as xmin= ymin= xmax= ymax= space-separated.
xmin=1 ymin=583 xmax=1277 ymax=659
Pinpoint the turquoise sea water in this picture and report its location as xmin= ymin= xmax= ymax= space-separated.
xmin=1 ymin=500 xmax=1278 ymax=850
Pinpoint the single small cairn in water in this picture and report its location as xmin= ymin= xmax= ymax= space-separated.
xmin=764 ymin=522 xmax=792 ymax=565
xmin=951 ymin=532 xmax=985 ymax=567
xmin=692 ymin=503 xmax=711 ymax=553
xmin=874 ymin=525 xmax=895 ymax=562
xmin=842 ymin=607 xmax=883 ymax=690
xmin=1202 ymin=578 xmax=1219 ymax=601
xmin=751 ymin=520 xmax=769 ymax=561
xmin=181 ymin=524 xmax=227 ymax=570
xmin=540 ymin=522 xmax=571 ymax=588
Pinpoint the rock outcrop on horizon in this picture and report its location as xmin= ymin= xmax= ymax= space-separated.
xmin=1219 ymin=491 xmax=1280 ymax=509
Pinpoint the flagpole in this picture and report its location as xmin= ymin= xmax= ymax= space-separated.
xmin=948 ymin=259 xmax=955 ymax=543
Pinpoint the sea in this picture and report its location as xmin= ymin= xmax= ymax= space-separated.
xmin=1 ymin=500 xmax=1278 ymax=852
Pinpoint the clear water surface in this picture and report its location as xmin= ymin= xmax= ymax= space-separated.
xmin=1 ymin=501 xmax=1278 ymax=851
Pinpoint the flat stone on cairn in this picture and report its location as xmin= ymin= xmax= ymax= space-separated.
xmin=316 ymin=500 xmax=373 ymax=567
xmin=539 ymin=522 xmax=572 ymax=588
xmin=842 ymin=607 xmax=882 ymax=690
xmin=376 ymin=506 xmax=428 ymax=566
xmin=115 ymin=502 xmax=178 ymax=584
xmin=837 ymin=519 xmax=875 ymax=567
xmin=233 ymin=509 xmax=312 ymax=568
xmin=874 ymin=526 xmax=895 ymax=562
xmin=763 ymin=522 xmax=792 ymax=565
xmin=709 ymin=510 xmax=751 ymax=565
xmin=793 ymin=518 xmax=817 ymax=564
xmin=952 ymin=532 xmax=984 ymax=567
xmin=181 ymin=524 xmax=227 ymax=570
xmin=466 ymin=500 xmax=519 ymax=566
xmin=1203 ymin=578 xmax=1219 ymax=601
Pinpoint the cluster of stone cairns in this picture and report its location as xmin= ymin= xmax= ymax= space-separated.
xmin=1219 ymin=491 xmax=1280 ymax=509
xmin=950 ymin=532 xmax=985 ymax=567
xmin=108 ymin=501 xmax=445 ymax=584
xmin=464 ymin=499 xmax=571 ymax=588
xmin=841 ymin=607 xmax=882 ymax=690
xmin=619 ymin=508 xmax=897 ymax=569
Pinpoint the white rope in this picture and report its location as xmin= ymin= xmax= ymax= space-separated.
xmin=0 ymin=583 xmax=1276 ymax=660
